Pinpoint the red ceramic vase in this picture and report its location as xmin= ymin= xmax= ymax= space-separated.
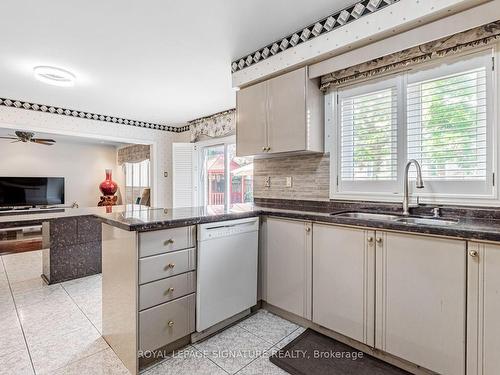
xmin=99 ymin=169 xmax=118 ymax=196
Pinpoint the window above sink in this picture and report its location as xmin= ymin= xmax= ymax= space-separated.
xmin=327 ymin=49 xmax=497 ymax=205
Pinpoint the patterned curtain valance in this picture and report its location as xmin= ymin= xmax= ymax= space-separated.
xmin=320 ymin=20 xmax=500 ymax=92
xmin=189 ymin=109 xmax=235 ymax=142
xmin=117 ymin=144 xmax=150 ymax=165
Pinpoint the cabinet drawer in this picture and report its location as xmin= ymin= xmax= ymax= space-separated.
xmin=139 ymin=226 xmax=195 ymax=258
xmin=139 ymin=293 xmax=195 ymax=352
xmin=139 ymin=248 xmax=196 ymax=284
xmin=139 ymin=271 xmax=196 ymax=310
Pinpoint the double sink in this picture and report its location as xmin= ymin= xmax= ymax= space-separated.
xmin=333 ymin=212 xmax=458 ymax=226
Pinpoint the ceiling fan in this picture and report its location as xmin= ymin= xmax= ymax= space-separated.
xmin=0 ymin=131 xmax=56 ymax=146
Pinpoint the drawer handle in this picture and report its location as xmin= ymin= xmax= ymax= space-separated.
xmin=164 ymin=263 xmax=175 ymax=270
xmin=164 ymin=287 xmax=174 ymax=295
xmin=167 ymin=320 xmax=174 ymax=328
xmin=164 ymin=239 xmax=174 ymax=245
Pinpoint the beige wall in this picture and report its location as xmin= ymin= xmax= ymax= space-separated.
xmin=0 ymin=139 xmax=125 ymax=207
xmin=253 ymin=153 xmax=330 ymax=201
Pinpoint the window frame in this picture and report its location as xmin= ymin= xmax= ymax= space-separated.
xmin=329 ymin=47 xmax=498 ymax=205
xmin=124 ymin=159 xmax=151 ymax=204
xmin=195 ymin=135 xmax=235 ymax=207
xmin=334 ymin=75 xmax=405 ymax=196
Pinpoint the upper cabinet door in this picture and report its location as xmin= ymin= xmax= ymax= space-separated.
xmin=375 ymin=232 xmax=466 ymax=375
xmin=267 ymin=68 xmax=307 ymax=153
xmin=236 ymin=81 xmax=268 ymax=157
xmin=467 ymin=242 xmax=500 ymax=375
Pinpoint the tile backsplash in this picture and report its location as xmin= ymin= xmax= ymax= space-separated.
xmin=253 ymin=153 xmax=330 ymax=201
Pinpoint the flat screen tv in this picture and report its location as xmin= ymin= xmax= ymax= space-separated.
xmin=0 ymin=177 xmax=65 ymax=207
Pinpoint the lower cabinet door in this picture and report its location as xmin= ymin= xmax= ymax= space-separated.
xmin=376 ymin=232 xmax=466 ymax=375
xmin=139 ymin=294 xmax=195 ymax=353
xmin=264 ymin=217 xmax=312 ymax=319
xmin=312 ymin=224 xmax=375 ymax=346
xmin=467 ymin=242 xmax=500 ymax=375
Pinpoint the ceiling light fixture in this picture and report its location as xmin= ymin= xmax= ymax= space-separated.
xmin=33 ymin=66 xmax=76 ymax=87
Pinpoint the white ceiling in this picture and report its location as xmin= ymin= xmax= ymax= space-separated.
xmin=0 ymin=0 xmax=354 ymax=126
xmin=0 ymin=128 xmax=129 ymax=147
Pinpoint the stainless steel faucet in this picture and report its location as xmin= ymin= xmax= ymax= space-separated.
xmin=403 ymin=159 xmax=424 ymax=215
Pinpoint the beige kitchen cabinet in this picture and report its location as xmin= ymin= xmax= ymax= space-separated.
xmin=312 ymin=224 xmax=375 ymax=346
xmin=375 ymin=232 xmax=466 ymax=375
xmin=467 ymin=242 xmax=500 ymax=375
xmin=235 ymin=80 xmax=268 ymax=156
xmin=262 ymin=217 xmax=312 ymax=319
xmin=236 ymin=67 xmax=323 ymax=157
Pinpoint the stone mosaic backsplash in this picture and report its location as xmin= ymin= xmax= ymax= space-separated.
xmin=253 ymin=153 xmax=330 ymax=201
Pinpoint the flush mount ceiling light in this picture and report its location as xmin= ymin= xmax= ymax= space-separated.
xmin=33 ymin=66 xmax=76 ymax=87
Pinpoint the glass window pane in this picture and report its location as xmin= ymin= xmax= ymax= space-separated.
xmin=228 ymin=144 xmax=253 ymax=205
xmin=203 ymin=145 xmax=225 ymax=207
xmin=340 ymin=87 xmax=398 ymax=181
xmin=125 ymin=163 xmax=133 ymax=186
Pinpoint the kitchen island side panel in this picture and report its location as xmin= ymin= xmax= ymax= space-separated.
xmin=102 ymin=223 xmax=139 ymax=375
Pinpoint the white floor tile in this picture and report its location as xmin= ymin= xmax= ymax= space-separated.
xmin=62 ymin=275 xmax=102 ymax=332
xmin=0 ymin=310 xmax=26 ymax=358
xmin=2 ymin=251 xmax=42 ymax=283
xmin=27 ymin=324 xmax=108 ymax=374
xmin=194 ymin=325 xmax=271 ymax=374
xmin=0 ymin=348 xmax=34 ymax=375
xmin=19 ymin=301 xmax=96 ymax=344
xmin=275 ymin=326 xmax=306 ymax=349
xmin=12 ymin=283 xmax=68 ymax=309
xmin=52 ymin=348 xmax=128 ymax=375
xmin=237 ymin=310 xmax=299 ymax=345
xmin=143 ymin=346 xmax=227 ymax=375
xmin=236 ymin=349 xmax=287 ymax=375
xmin=9 ymin=277 xmax=53 ymax=295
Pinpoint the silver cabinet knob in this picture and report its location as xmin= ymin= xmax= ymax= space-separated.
xmin=267 ymin=147 xmax=271 ymax=152
xmin=164 ymin=239 xmax=174 ymax=245
xmin=164 ymin=287 xmax=174 ymax=295
xmin=165 ymin=263 xmax=175 ymax=270
xmin=367 ymin=237 xmax=374 ymax=243
xmin=469 ymin=250 xmax=478 ymax=258
xmin=262 ymin=147 xmax=266 ymax=152
xmin=167 ymin=320 xmax=174 ymax=327
xmin=376 ymin=237 xmax=383 ymax=244
xmin=305 ymin=227 xmax=311 ymax=232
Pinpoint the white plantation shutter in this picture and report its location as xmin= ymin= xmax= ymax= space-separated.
xmin=333 ymin=50 xmax=494 ymax=200
xmin=405 ymin=52 xmax=493 ymax=197
xmin=172 ymin=143 xmax=198 ymax=208
xmin=337 ymin=77 xmax=400 ymax=193
xmin=407 ymin=68 xmax=487 ymax=180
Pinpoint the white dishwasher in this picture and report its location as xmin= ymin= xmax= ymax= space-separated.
xmin=196 ymin=217 xmax=259 ymax=332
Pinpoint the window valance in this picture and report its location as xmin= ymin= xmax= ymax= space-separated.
xmin=320 ymin=20 xmax=500 ymax=92
xmin=117 ymin=144 xmax=151 ymax=165
xmin=189 ymin=109 xmax=235 ymax=142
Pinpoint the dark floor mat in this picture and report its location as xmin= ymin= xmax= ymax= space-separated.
xmin=270 ymin=329 xmax=411 ymax=375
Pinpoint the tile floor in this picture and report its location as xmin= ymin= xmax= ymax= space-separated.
xmin=0 ymin=250 xmax=305 ymax=375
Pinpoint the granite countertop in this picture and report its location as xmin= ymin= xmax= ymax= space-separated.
xmin=0 ymin=205 xmax=147 ymax=229
xmin=97 ymin=203 xmax=500 ymax=243
xmin=97 ymin=204 xmax=261 ymax=231
xmin=2 ymin=202 xmax=500 ymax=243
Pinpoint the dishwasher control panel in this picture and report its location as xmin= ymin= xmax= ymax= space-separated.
xmin=198 ymin=217 xmax=259 ymax=241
